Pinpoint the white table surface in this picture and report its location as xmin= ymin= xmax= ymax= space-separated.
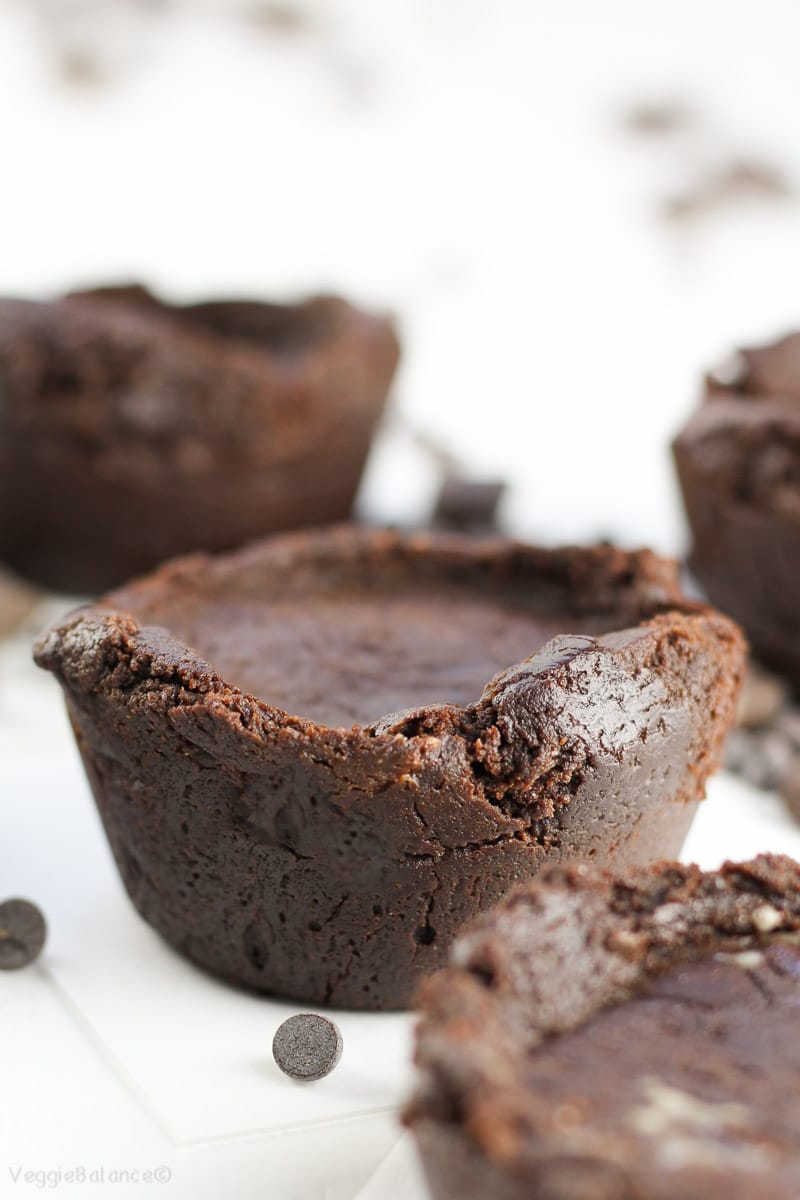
xmin=3 ymin=2 xmax=800 ymax=1197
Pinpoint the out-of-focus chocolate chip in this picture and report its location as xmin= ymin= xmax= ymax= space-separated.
xmin=272 ymin=1013 xmax=343 ymax=1081
xmin=622 ymin=100 xmax=692 ymax=136
xmin=724 ymin=160 xmax=791 ymax=199
xmin=248 ymin=2 xmax=310 ymax=34
xmin=0 ymin=899 xmax=47 ymax=970
xmin=664 ymin=158 xmax=792 ymax=223
xmin=433 ymin=476 xmax=506 ymax=534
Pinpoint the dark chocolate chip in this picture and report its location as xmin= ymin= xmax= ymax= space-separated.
xmin=433 ymin=476 xmax=506 ymax=533
xmin=623 ymin=100 xmax=692 ymax=135
xmin=0 ymin=899 xmax=47 ymax=970
xmin=272 ymin=1013 xmax=343 ymax=1082
xmin=248 ymin=2 xmax=311 ymax=34
xmin=723 ymin=159 xmax=791 ymax=199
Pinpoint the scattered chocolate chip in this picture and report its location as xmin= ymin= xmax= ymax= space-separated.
xmin=736 ymin=662 xmax=790 ymax=729
xmin=622 ymin=100 xmax=692 ymax=136
xmin=724 ymin=159 xmax=791 ymax=199
xmin=433 ymin=476 xmax=506 ymax=533
xmin=272 ymin=1013 xmax=343 ymax=1081
xmin=58 ymin=48 xmax=107 ymax=87
xmin=247 ymin=2 xmax=310 ymax=34
xmin=663 ymin=158 xmax=792 ymax=223
xmin=0 ymin=899 xmax=47 ymax=970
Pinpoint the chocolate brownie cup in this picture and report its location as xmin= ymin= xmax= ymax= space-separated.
xmin=408 ymin=854 xmax=800 ymax=1200
xmin=0 ymin=284 xmax=398 ymax=592
xmin=674 ymin=331 xmax=800 ymax=689
xmin=34 ymin=527 xmax=744 ymax=1009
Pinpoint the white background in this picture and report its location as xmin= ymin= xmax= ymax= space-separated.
xmin=2 ymin=2 xmax=800 ymax=1197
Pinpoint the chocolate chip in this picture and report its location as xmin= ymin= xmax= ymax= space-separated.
xmin=248 ymin=2 xmax=311 ymax=34
xmin=623 ymin=100 xmax=692 ymax=136
xmin=272 ymin=1013 xmax=343 ymax=1081
xmin=724 ymin=159 xmax=791 ymax=199
xmin=433 ymin=476 xmax=506 ymax=533
xmin=0 ymin=899 xmax=47 ymax=970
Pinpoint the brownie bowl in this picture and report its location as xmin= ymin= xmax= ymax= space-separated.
xmin=34 ymin=527 xmax=744 ymax=1009
xmin=0 ymin=284 xmax=398 ymax=592
xmin=674 ymin=331 xmax=800 ymax=689
xmin=408 ymin=854 xmax=800 ymax=1200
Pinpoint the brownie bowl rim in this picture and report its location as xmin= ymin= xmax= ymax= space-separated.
xmin=33 ymin=524 xmax=742 ymax=752
xmin=2 ymin=286 xmax=399 ymax=386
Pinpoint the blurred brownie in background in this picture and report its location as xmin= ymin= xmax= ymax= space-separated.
xmin=0 ymin=284 xmax=399 ymax=592
xmin=674 ymin=331 xmax=800 ymax=689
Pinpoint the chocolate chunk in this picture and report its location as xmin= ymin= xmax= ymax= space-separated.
xmin=248 ymin=2 xmax=311 ymax=34
xmin=433 ymin=476 xmax=506 ymax=532
xmin=272 ymin=1014 xmax=343 ymax=1081
xmin=0 ymin=899 xmax=47 ymax=970
xmin=622 ymin=99 xmax=692 ymax=135
xmin=664 ymin=159 xmax=791 ymax=223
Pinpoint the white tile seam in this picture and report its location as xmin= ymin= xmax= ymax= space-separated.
xmin=42 ymin=962 xmax=402 ymax=1152
xmin=40 ymin=963 xmax=180 ymax=1147
xmin=173 ymin=1106 xmax=401 ymax=1153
